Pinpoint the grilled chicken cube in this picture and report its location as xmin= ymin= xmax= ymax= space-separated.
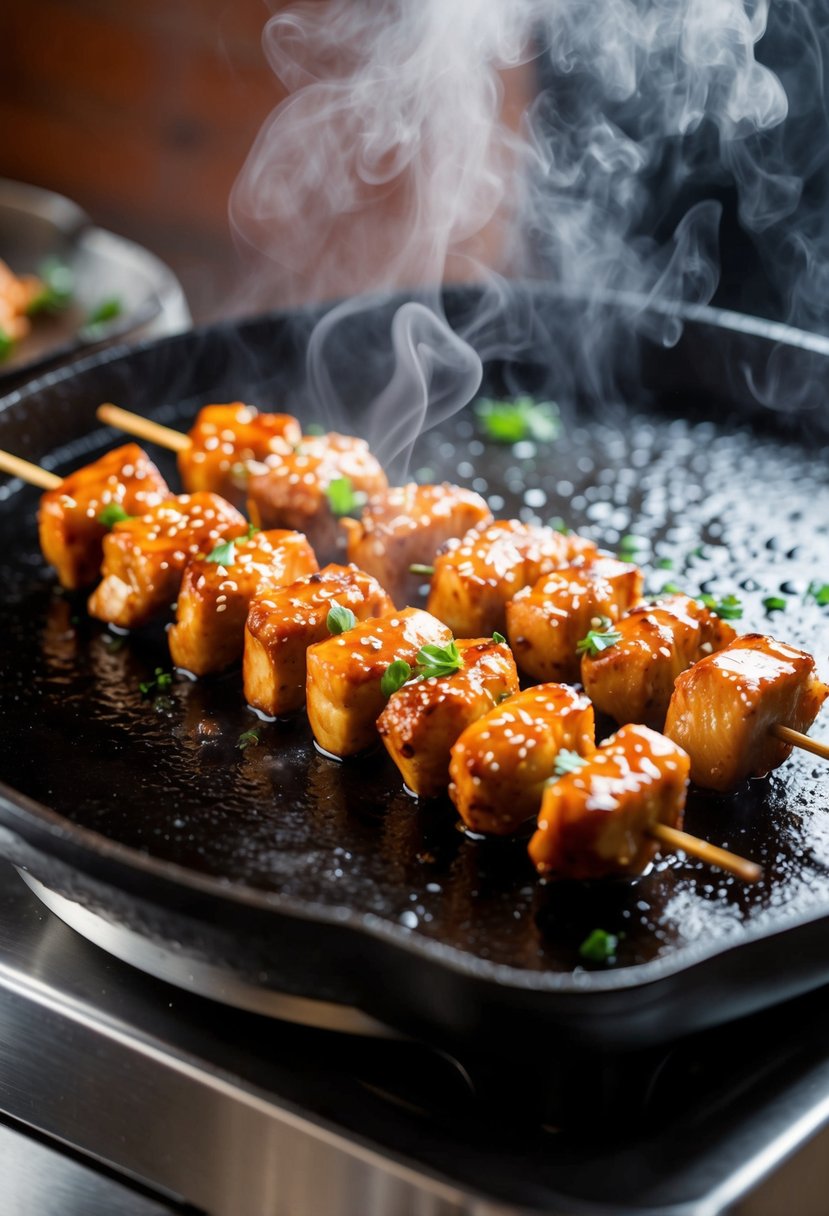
xmin=342 ymin=482 xmax=492 ymax=607
xmin=581 ymin=594 xmax=736 ymax=729
xmin=377 ymin=638 xmax=519 ymax=798
xmin=507 ymin=557 xmax=643 ymax=683
xmin=243 ymin=564 xmax=394 ymax=717
xmin=427 ymin=520 xmax=598 ymax=637
xmin=178 ymin=403 xmax=301 ymax=507
xmin=88 ymin=492 xmax=247 ymax=629
xmin=37 ymin=444 xmax=169 ymax=590
xmin=664 ymin=634 xmax=829 ymax=791
xmin=306 ymin=607 xmax=451 ymax=757
xmin=448 ymin=683 xmax=595 ymax=835
xmin=168 ymin=529 xmax=318 ymax=676
xmin=529 ymin=724 xmax=689 ymax=879
xmin=246 ymin=432 xmax=388 ymax=562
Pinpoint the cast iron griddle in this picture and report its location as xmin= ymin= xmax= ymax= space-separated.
xmin=1 ymin=291 xmax=828 ymax=1050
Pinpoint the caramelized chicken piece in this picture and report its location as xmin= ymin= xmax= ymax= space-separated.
xmin=88 ymin=493 xmax=247 ymax=629
xmin=342 ymin=482 xmax=492 ymax=607
xmin=529 ymin=724 xmax=689 ymax=879
xmin=247 ymin=432 xmax=388 ymax=563
xmin=448 ymin=683 xmax=595 ymax=835
xmin=665 ymin=634 xmax=829 ymax=791
xmin=37 ymin=444 xmax=170 ymax=590
xmin=0 ymin=258 xmax=41 ymax=344
xmin=243 ymin=564 xmax=394 ymax=716
xmin=377 ymin=638 xmax=519 ymax=798
xmin=168 ymin=529 xmax=318 ymax=676
xmin=507 ymin=557 xmax=643 ymax=683
xmin=581 ymin=594 xmax=736 ymax=729
xmin=178 ymin=403 xmax=301 ymax=507
xmin=306 ymin=607 xmax=451 ymax=757
xmin=427 ymin=520 xmax=598 ymax=637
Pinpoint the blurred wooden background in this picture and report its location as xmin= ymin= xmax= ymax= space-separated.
xmin=0 ymin=0 xmax=285 ymax=319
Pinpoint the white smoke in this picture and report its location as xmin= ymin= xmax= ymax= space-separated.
xmin=230 ymin=0 xmax=813 ymax=464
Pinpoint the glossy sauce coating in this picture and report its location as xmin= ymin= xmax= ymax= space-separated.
xmin=581 ymin=593 xmax=736 ymax=729
xmin=306 ymin=606 xmax=451 ymax=757
xmin=377 ymin=638 xmax=519 ymax=798
xmin=178 ymin=404 xmax=301 ymax=507
xmin=38 ymin=444 xmax=169 ymax=590
xmin=529 ymin=723 xmax=689 ymax=879
xmin=342 ymin=481 xmax=492 ymax=607
xmin=449 ymin=683 xmax=596 ymax=835
xmin=427 ymin=519 xmax=598 ymax=637
xmin=168 ymin=528 xmax=318 ymax=676
xmin=243 ymin=563 xmax=394 ymax=717
xmin=87 ymin=492 xmax=247 ymax=629
xmin=246 ymin=432 xmax=388 ymax=562
xmin=507 ymin=557 xmax=642 ymax=683
xmin=665 ymin=633 xmax=829 ymax=791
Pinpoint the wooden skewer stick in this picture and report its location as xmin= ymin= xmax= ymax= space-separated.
xmin=770 ymin=723 xmax=829 ymax=762
xmin=97 ymin=403 xmax=190 ymax=453
xmin=650 ymin=822 xmax=763 ymax=884
xmin=0 ymin=450 xmax=60 ymax=491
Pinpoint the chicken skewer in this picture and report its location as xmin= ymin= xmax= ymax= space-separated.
xmin=0 ymin=446 xmax=170 ymax=589
xmin=97 ymin=402 xmax=388 ymax=561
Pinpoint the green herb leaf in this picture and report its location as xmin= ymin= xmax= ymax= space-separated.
xmin=327 ymin=601 xmax=357 ymax=635
xmin=139 ymin=668 xmax=173 ymax=697
xmin=579 ymin=929 xmax=620 ymax=964
xmin=576 ymin=617 xmax=622 ymax=657
xmin=492 ymin=631 xmax=506 ymax=644
xmin=86 ymin=297 xmax=122 ymax=328
xmin=657 ymin=557 xmax=674 ymax=570
xmin=409 ymin=563 xmax=435 ymax=576
xmin=698 ymin=592 xmax=743 ymax=620
xmin=475 ymin=396 xmax=560 ymax=444
xmin=98 ymin=503 xmax=132 ymax=527
xmin=326 ymin=475 xmax=364 ymax=517
xmin=659 ymin=581 xmax=683 ymax=596
xmin=0 ymin=328 xmax=14 ymax=362
xmin=552 ymin=749 xmax=588 ymax=778
xmin=416 ymin=639 xmax=464 ymax=679
xmin=805 ymin=581 xmax=829 ymax=607
xmin=27 ymin=258 xmax=74 ymax=315
xmin=618 ymin=534 xmax=648 ymax=561
xmin=305 ymin=423 xmax=325 ymax=436
xmin=381 ymin=660 xmax=413 ymax=698
xmin=237 ymin=729 xmax=261 ymax=751
xmin=206 ymin=537 xmax=237 ymax=565
xmin=548 ymin=516 xmax=571 ymax=535
xmin=762 ymin=595 xmax=787 ymax=613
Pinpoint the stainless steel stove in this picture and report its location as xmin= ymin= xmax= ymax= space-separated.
xmin=0 ymin=862 xmax=827 ymax=1215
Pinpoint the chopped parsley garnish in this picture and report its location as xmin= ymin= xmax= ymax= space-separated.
xmin=98 ymin=503 xmax=132 ymax=527
xmin=326 ymin=475 xmax=364 ymax=517
xmin=139 ymin=668 xmax=173 ymax=697
xmin=0 ymin=328 xmax=13 ymax=362
xmin=381 ymin=660 xmax=413 ymax=698
xmin=237 ymin=729 xmax=261 ymax=751
xmin=380 ymin=639 xmax=465 ymax=697
xmin=409 ymin=563 xmax=435 ymax=576
xmin=698 ymin=592 xmax=743 ymax=620
xmin=805 ymin=581 xmax=829 ymax=607
xmin=659 ymin=581 xmax=683 ymax=596
xmin=416 ymin=639 xmax=464 ymax=679
xmin=579 ymin=929 xmax=620 ymax=964
xmin=27 ymin=258 xmax=74 ymax=315
xmin=549 ymin=516 xmax=571 ymax=535
xmin=86 ymin=297 xmax=123 ymax=328
xmin=618 ymin=534 xmax=648 ymax=561
xmin=552 ymin=749 xmax=588 ymax=778
xmin=207 ymin=537 xmax=237 ymax=565
xmin=576 ymin=617 xmax=622 ymax=657
xmin=657 ymin=557 xmax=674 ymax=570
xmin=492 ymin=631 xmax=506 ymax=644
xmin=475 ymin=396 xmax=560 ymax=444
xmin=762 ymin=595 xmax=787 ymax=613
xmin=326 ymin=601 xmax=357 ymax=635
xmin=305 ymin=423 xmax=325 ymax=436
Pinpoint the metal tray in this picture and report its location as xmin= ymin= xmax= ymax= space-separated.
xmin=1 ymin=288 xmax=828 ymax=1056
